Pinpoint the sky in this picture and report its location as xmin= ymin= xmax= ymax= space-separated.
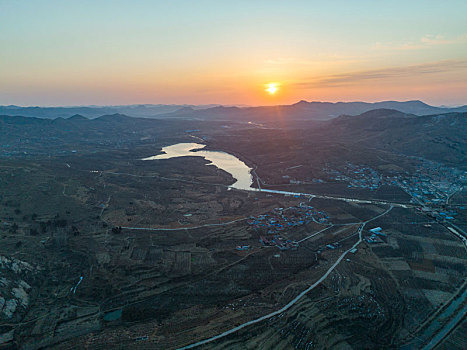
xmin=1 ymin=0 xmax=467 ymax=106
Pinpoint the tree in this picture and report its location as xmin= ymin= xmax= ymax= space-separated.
xmin=71 ymin=225 xmax=80 ymax=236
xmin=111 ymin=226 xmax=122 ymax=234
xmin=53 ymin=218 xmax=67 ymax=228
xmin=40 ymin=221 xmax=47 ymax=233
xmin=10 ymin=223 xmax=19 ymax=234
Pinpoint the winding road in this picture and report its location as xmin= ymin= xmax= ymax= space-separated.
xmin=177 ymin=205 xmax=394 ymax=349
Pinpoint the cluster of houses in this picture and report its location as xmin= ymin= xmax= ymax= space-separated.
xmin=247 ymin=204 xmax=329 ymax=234
xmin=421 ymin=208 xmax=458 ymax=222
xmin=259 ymin=235 xmax=299 ymax=250
xmin=323 ymin=159 xmax=465 ymax=206
xmin=325 ymin=162 xmax=381 ymax=190
xmin=241 ymin=204 xmax=331 ymax=251
xmin=387 ymin=159 xmax=466 ymax=205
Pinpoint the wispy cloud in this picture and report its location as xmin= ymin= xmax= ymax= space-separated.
xmin=296 ymin=60 xmax=467 ymax=88
xmin=373 ymin=33 xmax=467 ymax=51
xmin=264 ymin=55 xmax=367 ymax=66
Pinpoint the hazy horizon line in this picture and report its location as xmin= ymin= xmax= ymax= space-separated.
xmin=1 ymin=99 xmax=466 ymax=109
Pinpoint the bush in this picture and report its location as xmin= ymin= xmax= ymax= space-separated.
xmin=111 ymin=226 xmax=122 ymax=234
xmin=10 ymin=223 xmax=19 ymax=234
xmin=30 ymin=228 xmax=39 ymax=236
xmin=53 ymin=219 xmax=67 ymax=228
xmin=71 ymin=225 xmax=80 ymax=236
xmin=40 ymin=221 xmax=47 ymax=233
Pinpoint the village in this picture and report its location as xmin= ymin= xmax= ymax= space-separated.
xmin=241 ymin=204 xmax=330 ymax=251
xmin=320 ymin=160 xmax=465 ymax=208
xmin=386 ymin=159 xmax=466 ymax=206
xmin=324 ymin=162 xmax=381 ymax=190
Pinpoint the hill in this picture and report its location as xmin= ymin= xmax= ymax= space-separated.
xmin=0 ymin=104 xmax=222 ymax=119
xmin=2 ymin=108 xmax=465 ymax=168
xmin=1 ymin=100 xmax=466 ymax=121
xmin=160 ymin=100 xmax=467 ymax=121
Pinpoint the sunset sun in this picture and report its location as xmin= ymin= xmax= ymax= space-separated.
xmin=265 ymin=82 xmax=279 ymax=95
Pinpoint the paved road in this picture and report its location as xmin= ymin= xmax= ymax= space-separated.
xmin=400 ymin=224 xmax=467 ymax=349
xmin=177 ymin=206 xmax=393 ymax=349
xmin=258 ymin=188 xmax=409 ymax=208
xmin=421 ymin=302 xmax=467 ymax=350
xmin=446 ymin=226 xmax=467 ymax=249
xmin=449 ymin=223 xmax=467 ymax=238
xmin=102 ymin=170 xmax=411 ymax=209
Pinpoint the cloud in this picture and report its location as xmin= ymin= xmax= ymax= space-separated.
xmin=420 ymin=34 xmax=450 ymax=45
xmin=264 ymin=55 xmax=367 ymax=66
xmin=296 ymin=60 xmax=467 ymax=88
xmin=373 ymin=33 xmax=467 ymax=51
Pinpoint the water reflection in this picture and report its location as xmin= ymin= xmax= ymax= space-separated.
xmin=142 ymin=143 xmax=254 ymax=190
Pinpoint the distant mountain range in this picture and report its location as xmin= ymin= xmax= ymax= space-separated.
xmin=1 ymin=108 xmax=466 ymax=167
xmin=159 ymin=100 xmax=467 ymax=121
xmin=0 ymin=104 xmax=223 ymax=119
xmin=1 ymin=100 xmax=466 ymax=120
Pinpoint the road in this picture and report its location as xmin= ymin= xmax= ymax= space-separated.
xmin=449 ymin=223 xmax=467 ymax=238
xmin=297 ymin=226 xmax=334 ymax=243
xmin=258 ymin=188 xmax=409 ymax=208
xmin=177 ymin=205 xmax=393 ymax=349
xmin=121 ymin=217 xmax=246 ymax=231
xmin=416 ymin=224 xmax=467 ymax=349
xmin=445 ymin=186 xmax=463 ymax=205
xmin=447 ymin=226 xmax=467 ymax=248
xmin=94 ymin=165 xmax=464 ymax=348
xmin=400 ymin=222 xmax=467 ymax=349
xmin=421 ymin=302 xmax=467 ymax=350
xmin=101 ymin=169 xmax=411 ymax=209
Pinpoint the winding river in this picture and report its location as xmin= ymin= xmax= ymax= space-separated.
xmin=142 ymin=143 xmax=418 ymax=204
xmin=142 ymin=143 xmax=255 ymax=191
xmin=141 ymin=143 xmax=467 ymax=349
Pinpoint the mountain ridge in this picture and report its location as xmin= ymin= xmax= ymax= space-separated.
xmin=1 ymin=100 xmax=466 ymax=121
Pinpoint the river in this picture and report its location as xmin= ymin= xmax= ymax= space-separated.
xmin=142 ymin=143 xmax=255 ymax=191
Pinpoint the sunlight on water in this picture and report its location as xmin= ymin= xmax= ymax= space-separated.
xmin=142 ymin=143 xmax=254 ymax=190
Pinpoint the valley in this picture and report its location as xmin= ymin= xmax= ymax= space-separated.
xmin=0 ymin=109 xmax=466 ymax=349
